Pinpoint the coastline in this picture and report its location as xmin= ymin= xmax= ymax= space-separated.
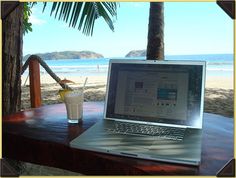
xmin=21 ymin=74 xmax=233 ymax=118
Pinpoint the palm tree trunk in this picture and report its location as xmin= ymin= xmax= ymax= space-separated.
xmin=2 ymin=3 xmax=23 ymax=116
xmin=146 ymin=2 xmax=164 ymax=60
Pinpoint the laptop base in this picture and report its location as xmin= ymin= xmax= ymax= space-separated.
xmin=70 ymin=120 xmax=202 ymax=166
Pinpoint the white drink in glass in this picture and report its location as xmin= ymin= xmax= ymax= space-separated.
xmin=64 ymin=90 xmax=83 ymax=123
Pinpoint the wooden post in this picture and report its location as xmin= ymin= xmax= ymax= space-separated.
xmin=29 ymin=58 xmax=42 ymax=108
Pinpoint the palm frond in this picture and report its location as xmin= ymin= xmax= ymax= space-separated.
xmin=47 ymin=2 xmax=118 ymax=36
xmin=70 ymin=3 xmax=83 ymax=28
xmin=58 ymin=2 xmax=66 ymax=20
xmin=65 ymin=2 xmax=73 ymax=22
xmin=42 ymin=2 xmax=47 ymax=12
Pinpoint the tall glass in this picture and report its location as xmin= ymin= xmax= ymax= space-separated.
xmin=64 ymin=90 xmax=84 ymax=123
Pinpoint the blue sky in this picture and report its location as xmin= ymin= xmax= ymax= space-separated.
xmin=23 ymin=2 xmax=234 ymax=58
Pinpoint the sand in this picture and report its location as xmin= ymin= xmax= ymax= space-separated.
xmin=21 ymin=74 xmax=234 ymax=118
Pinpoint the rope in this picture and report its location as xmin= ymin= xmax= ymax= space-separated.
xmin=21 ymin=55 xmax=71 ymax=90
xmin=23 ymin=74 xmax=29 ymax=86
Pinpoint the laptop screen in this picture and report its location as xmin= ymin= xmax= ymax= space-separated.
xmin=105 ymin=60 xmax=205 ymax=128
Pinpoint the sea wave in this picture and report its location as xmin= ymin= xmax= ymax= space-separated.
xmin=21 ymin=56 xmax=233 ymax=78
xmin=43 ymin=65 xmax=108 ymax=69
xmin=207 ymin=62 xmax=233 ymax=65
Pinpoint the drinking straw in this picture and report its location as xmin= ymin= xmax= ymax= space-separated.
xmin=83 ymin=77 xmax=88 ymax=91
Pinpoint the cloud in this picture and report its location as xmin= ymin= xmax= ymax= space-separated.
xmin=29 ymin=15 xmax=46 ymax=25
xmin=28 ymin=5 xmax=47 ymax=25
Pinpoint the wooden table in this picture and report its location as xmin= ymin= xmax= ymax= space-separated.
xmin=2 ymin=102 xmax=234 ymax=175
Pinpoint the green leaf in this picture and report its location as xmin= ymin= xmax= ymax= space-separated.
xmin=50 ymin=2 xmax=57 ymax=16
xmin=42 ymin=2 xmax=47 ymax=12
xmin=71 ymin=3 xmax=83 ymax=28
xmin=23 ymin=2 xmax=33 ymax=35
xmin=58 ymin=2 xmax=66 ymax=20
xmin=28 ymin=26 xmax=33 ymax=32
xmin=65 ymin=2 xmax=73 ymax=23
xmin=55 ymin=2 xmax=61 ymax=18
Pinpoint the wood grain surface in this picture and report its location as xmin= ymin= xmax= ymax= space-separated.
xmin=2 ymin=102 xmax=234 ymax=175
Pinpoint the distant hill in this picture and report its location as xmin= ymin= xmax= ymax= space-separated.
xmin=23 ymin=51 xmax=104 ymax=60
xmin=125 ymin=50 xmax=146 ymax=57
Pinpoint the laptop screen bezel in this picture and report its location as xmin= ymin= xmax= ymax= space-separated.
xmin=104 ymin=59 xmax=206 ymax=129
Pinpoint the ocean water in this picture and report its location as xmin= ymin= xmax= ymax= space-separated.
xmin=22 ymin=54 xmax=234 ymax=78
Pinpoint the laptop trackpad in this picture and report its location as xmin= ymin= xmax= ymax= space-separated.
xmin=111 ymin=134 xmax=184 ymax=153
xmin=111 ymin=136 xmax=155 ymax=152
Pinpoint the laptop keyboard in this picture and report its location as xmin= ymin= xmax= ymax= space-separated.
xmin=106 ymin=122 xmax=186 ymax=141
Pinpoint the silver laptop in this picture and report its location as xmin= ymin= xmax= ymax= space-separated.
xmin=70 ymin=59 xmax=206 ymax=166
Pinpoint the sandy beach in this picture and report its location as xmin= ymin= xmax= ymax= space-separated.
xmin=21 ymin=74 xmax=234 ymax=118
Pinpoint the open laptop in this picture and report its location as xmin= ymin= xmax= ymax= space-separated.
xmin=70 ymin=59 xmax=206 ymax=166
